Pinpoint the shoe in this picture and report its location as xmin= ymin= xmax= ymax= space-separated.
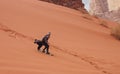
xmin=46 ymin=52 xmax=50 ymax=54
xmin=42 ymin=51 xmax=45 ymax=53
xmin=37 ymin=49 xmax=40 ymax=51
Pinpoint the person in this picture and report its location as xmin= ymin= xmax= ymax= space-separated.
xmin=34 ymin=32 xmax=51 ymax=54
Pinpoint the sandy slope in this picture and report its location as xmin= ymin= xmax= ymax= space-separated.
xmin=0 ymin=0 xmax=120 ymax=74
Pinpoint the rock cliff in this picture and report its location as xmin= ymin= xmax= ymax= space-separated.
xmin=90 ymin=0 xmax=120 ymax=23
xmin=89 ymin=0 xmax=109 ymax=15
xmin=108 ymin=0 xmax=120 ymax=11
xmin=39 ymin=0 xmax=87 ymax=13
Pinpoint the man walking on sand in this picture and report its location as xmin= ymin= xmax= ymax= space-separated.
xmin=34 ymin=32 xmax=51 ymax=54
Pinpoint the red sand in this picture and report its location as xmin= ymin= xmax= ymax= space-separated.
xmin=0 ymin=0 xmax=120 ymax=74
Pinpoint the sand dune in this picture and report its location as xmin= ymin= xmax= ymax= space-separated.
xmin=0 ymin=0 xmax=120 ymax=74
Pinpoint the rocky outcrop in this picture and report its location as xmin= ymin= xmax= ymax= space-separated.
xmin=89 ymin=0 xmax=120 ymax=23
xmin=104 ymin=8 xmax=120 ymax=23
xmin=39 ymin=0 xmax=87 ymax=13
xmin=89 ymin=0 xmax=109 ymax=15
xmin=107 ymin=0 xmax=120 ymax=11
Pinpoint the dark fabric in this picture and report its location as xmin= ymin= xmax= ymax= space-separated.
xmin=42 ymin=42 xmax=49 ymax=53
xmin=42 ymin=34 xmax=50 ymax=43
xmin=34 ymin=33 xmax=51 ymax=54
xmin=34 ymin=39 xmax=49 ymax=53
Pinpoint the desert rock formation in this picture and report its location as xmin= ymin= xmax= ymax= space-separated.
xmin=108 ymin=0 xmax=120 ymax=11
xmin=40 ymin=0 xmax=87 ymax=13
xmin=89 ymin=0 xmax=109 ymax=15
xmin=90 ymin=0 xmax=120 ymax=23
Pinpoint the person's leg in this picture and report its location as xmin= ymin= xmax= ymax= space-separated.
xmin=37 ymin=46 xmax=40 ymax=50
xmin=37 ymin=44 xmax=42 ymax=51
xmin=45 ymin=43 xmax=50 ymax=54
xmin=46 ymin=45 xmax=50 ymax=54
xmin=42 ymin=43 xmax=49 ymax=54
xmin=42 ymin=46 xmax=46 ymax=53
xmin=42 ymin=42 xmax=46 ymax=53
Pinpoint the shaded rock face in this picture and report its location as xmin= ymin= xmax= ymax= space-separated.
xmin=39 ymin=0 xmax=87 ymax=13
xmin=89 ymin=0 xmax=109 ymax=15
xmin=104 ymin=8 xmax=120 ymax=23
xmin=90 ymin=0 xmax=120 ymax=23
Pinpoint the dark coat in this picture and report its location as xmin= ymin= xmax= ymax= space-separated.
xmin=42 ymin=33 xmax=50 ymax=43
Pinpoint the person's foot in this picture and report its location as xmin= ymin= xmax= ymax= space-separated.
xmin=46 ymin=52 xmax=50 ymax=54
xmin=42 ymin=50 xmax=45 ymax=53
xmin=37 ymin=49 xmax=40 ymax=51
